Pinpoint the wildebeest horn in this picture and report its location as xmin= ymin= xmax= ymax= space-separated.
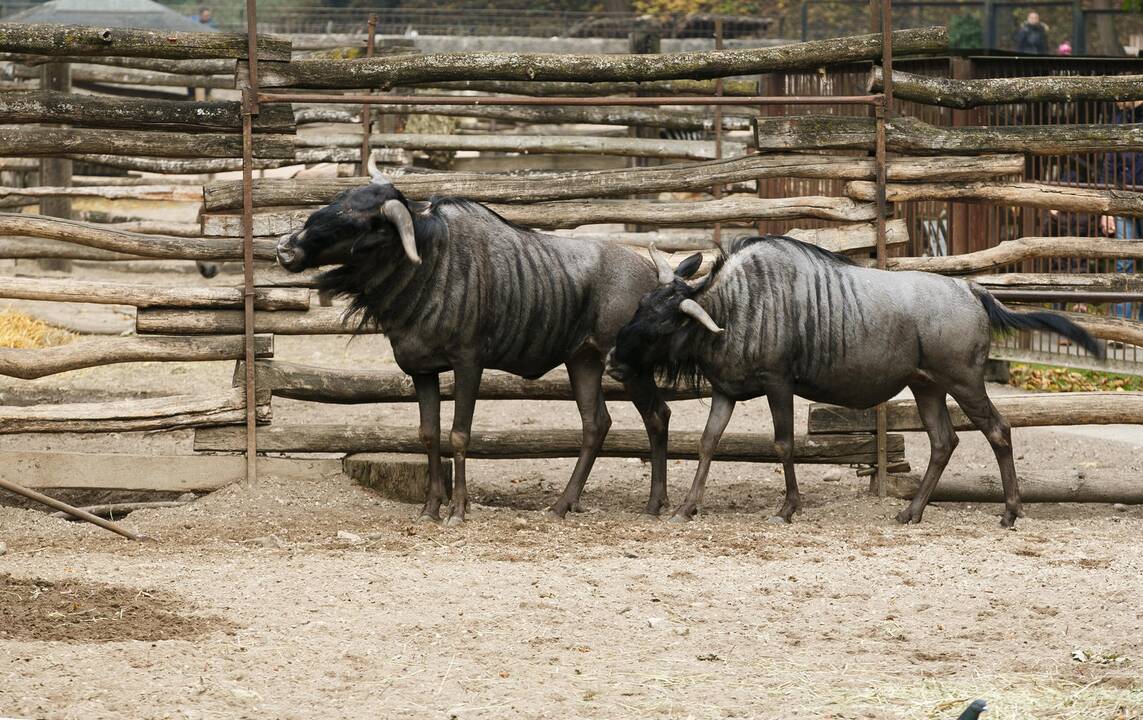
xmin=679 ymin=299 xmax=724 ymax=334
xmin=649 ymin=244 xmax=674 ymax=285
xmin=366 ymin=151 xmax=391 ymax=185
xmin=382 ymin=199 xmax=421 ymax=264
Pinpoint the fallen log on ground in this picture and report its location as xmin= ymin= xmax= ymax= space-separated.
xmin=416 ymin=78 xmax=759 ymax=96
xmin=0 ymin=127 xmax=294 ymax=159
xmin=886 ymin=472 xmax=1143 ymax=504
xmin=0 ymin=277 xmax=309 ymax=310
xmin=807 ymin=392 xmax=1143 ymax=434
xmin=247 ymin=28 xmax=945 ymax=87
xmin=846 ymin=180 xmax=1143 ymax=216
xmin=194 ymin=424 xmax=906 ymax=463
xmin=0 ymin=91 xmax=294 ymax=133
xmin=0 ymin=22 xmax=291 ymax=60
xmin=0 ymin=388 xmax=270 ymax=434
xmin=870 ymin=66 xmax=1143 ymax=109
xmin=0 ymin=335 xmax=274 ymax=380
xmin=0 ymin=477 xmax=147 ymax=541
xmin=885 ymin=237 xmax=1143 ymax=274
xmin=753 ymin=115 xmax=1143 ymax=155
xmin=203 ymin=153 xmax=1021 ymax=210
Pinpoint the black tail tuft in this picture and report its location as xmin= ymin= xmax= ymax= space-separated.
xmin=975 ymin=287 xmax=1106 ymax=360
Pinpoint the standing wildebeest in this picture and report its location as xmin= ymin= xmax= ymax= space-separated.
xmin=606 ymin=236 xmax=1105 ymax=528
xmin=275 ymin=170 xmax=672 ymax=525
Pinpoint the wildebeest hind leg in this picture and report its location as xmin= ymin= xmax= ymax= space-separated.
xmin=624 ymin=372 xmax=671 ymax=516
xmin=413 ymin=373 xmax=448 ymax=522
xmin=446 ymin=366 xmax=483 ymax=526
xmin=549 ymin=352 xmax=611 ymax=518
xmin=671 ymin=391 xmax=735 ymax=522
xmin=947 ymin=381 xmax=1022 ymax=528
xmin=896 ymin=383 xmax=957 ymax=525
xmin=766 ymin=387 xmax=802 ymax=523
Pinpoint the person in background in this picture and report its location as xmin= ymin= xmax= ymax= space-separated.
xmin=194 ymin=7 xmax=217 ymax=29
xmin=1101 ymin=99 xmax=1143 ymax=322
xmin=1015 ymin=12 xmax=1049 ymax=54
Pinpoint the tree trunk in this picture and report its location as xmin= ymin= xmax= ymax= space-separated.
xmin=0 ymin=22 xmax=291 ymax=60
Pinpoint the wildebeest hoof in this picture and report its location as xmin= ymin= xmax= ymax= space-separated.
xmin=767 ymin=514 xmax=790 ymax=525
xmin=416 ymin=512 xmax=441 ymax=524
xmin=667 ymin=509 xmax=695 ymax=524
xmin=546 ymin=506 xmax=569 ymax=521
xmin=1000 ymin=512 xmax=1019 ymax=530
xmin=895 ymin=507 xmax=922 ymax=525
xmin=445 ymin=514 xmax=465 ymax=527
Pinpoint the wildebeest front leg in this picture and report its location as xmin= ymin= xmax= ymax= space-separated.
xmin=766 ymin=387 xmax=802 ymax=523
xmin=413 ymin=373 xmax=448 ymax=522
xmin=896 ymin=383 xmax=958 ymax=525
xmin=549 ymin=351 xmax=611 ymax=518
xmin=446 ymin=366 xmax=483 ymax=526
xmin=625 ymin=372 xmax=671 ymax=516
xmin=671 ymin=391 xmax=735 ymax=522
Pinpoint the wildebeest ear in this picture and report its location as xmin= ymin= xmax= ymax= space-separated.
xmin=674 ymin=253 xmax=704 ymax=279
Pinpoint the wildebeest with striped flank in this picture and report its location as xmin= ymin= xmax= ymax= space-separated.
xmin=606 ymin=236 xmax=1105 ymax=528
xmin=276 ymin=167 xmax=672 ymax=525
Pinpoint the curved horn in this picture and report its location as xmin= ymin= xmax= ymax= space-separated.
xmin=649 ymin=244 xmax=674 ymax=285
xmin=366 ymin=151 xmax=391 ymax=185
xmin=679 ymin=299 xmax=724 ymax=334
xmin=382 ymin=198 xmax=421 ymax=264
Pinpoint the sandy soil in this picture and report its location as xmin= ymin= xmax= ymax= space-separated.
xmin=2 ymin=271 xmax=1142 ymax=720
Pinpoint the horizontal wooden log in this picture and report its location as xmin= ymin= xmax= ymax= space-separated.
xmin=0 ymin=335 xmax=273 ymax=380
xmin=0 ymin=23 xmax=291 ymax=60
xmin=870 ymin=66 xmax=1143 ymax=109
xmin=137 ymin=307 xmax=360 ymax=335
xmin=417 ymin=78 xmax=759 ymax=96
xmin=0 ymin=388 xmax=270 ymax=434
xmin=51 ymin=501 xmax=188 ymax=520
xmin=58 ymin=64 xmax=235 ymax=89
xmin=0 ymin=127 xmax=294 ymax=159
xmin=0 ymin=213 xmax=275 ymax=261
xmin=248 ymin=28 xmax=945 ymax=87
xmin=972 ymin=273 xmax=1143 ymax=293
xmin=0 ymin=452 xmax=341 ymax=491
xmin=0 ymin=276 xmax=308 ymax=310
xmin=194 ymin=424 xmax=905 ymax=463
xmin=61 ymin=154 xmax=300 ymax=174
xmin=0 ymin=237 xmax=144 ymax=261
xmin=886 ymin=471 xmax=1143 ymax=504
xmin=847 ymin=180 xmax=1143 ymax=217
xmin=808 ymin=392 xmax=1143 ymax=434
xmin=754 ymin=115 xmax=1143 ymax=155
xmin=1 ymin=53 xmax=236 ymax=75
xmin=0 ymin=184 xmax=202 ymax=203
xmin=0 ymin=91 xmax=294 ymax=133
xmin=786 ymin=219 xmax=909 ymax=253
xmin=202 ymin=196 xmax=878 ymax=236
xmin=886 ymin=237 xmax=1143 ymax=274
xmin=1009 ymin=307 xmax=1143 ymax=347
xmin=236 ymin=359 xmax=708 ymax=403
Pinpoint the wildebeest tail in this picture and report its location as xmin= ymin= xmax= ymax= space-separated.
xmin=973 ymin=285 xmax=1106 ymax=359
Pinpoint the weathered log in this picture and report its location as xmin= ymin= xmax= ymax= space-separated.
xmin=971 ymin=273 xmax=1143 ymax=293
xmin=0 ymin=213 xmax=275 ymax=261
xmin=246 ymin=28 xmax=945 ymax=88
xmin=886 ymin=237 xmax=1143 ymax=274
xmin=194 ymin=424 xmax=905 ymax=463
xmin=0 ymin=23 xmax=291 ymax=60
xmin=0 ymin=184 xmax=203 ymax=203
xmin=202 ymin=195 xmax=878 ymax=236
xmin=205 ymin=154 xmax=1015 ymax=211
xmin=0 ymin=237 xmax=145 ymax=261
xmin=0 ymin=335 xmax=274 ymax=380
xmin=0 ymin=388 xmax=270 ymax=434
xmin=102 ymin=220 xmax=204 ymax=236
xmin=870 ymin=66 xmax=1143 ymax=109
xmin=0 ymin=276 xmax=309 ymax=310
xmin=847 ymin=180 xmax=1143 ymax=217
xmin=0 ymin=127 xmax=294 ymax=159
xmin=236 ymin=359 xmax=708 ymax=403
xmin=13 ymin=62 xmax=236 ymax=89
xmin=886 ymin=471 xmax=1143 ymax=504
xmin=1010 ymin=307 xmax=1143 ymax=347
xmin=0 ymin=91 xmax=294 ymax=133
xmin=786 ymin=220 xmax=909 ymax=253
xmin=137 ymin=307 xmax=360 ymax=335
xmin=753 ymin=115 xmax=1143 ymax=155
xmin=416 ymin=78 xmax=760 ymax=96
xmin=61 ymin=154 xmax=297 ymax=174
xmin=1 ymin=53 xmax=236 ymax=75
xmin=808 ymin=392 xmax=1143 ymax=434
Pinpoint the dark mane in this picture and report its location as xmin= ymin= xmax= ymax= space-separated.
xmin=428 ymin=195 xmax=534 ymax=234
xmin=703 ymin=234 xmax=855 ymax=290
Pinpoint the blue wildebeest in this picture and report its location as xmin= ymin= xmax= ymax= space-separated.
xmin=606 ymin=236 xmax=1105 ymax=528
xmin=275 ymin=170 xmax=672 ymax=525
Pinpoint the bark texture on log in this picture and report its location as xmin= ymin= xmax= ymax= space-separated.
xmin=61 ymin=154 xmax=298 ymax=174
xmin=0 ymin=388 xmax=270 ymax=434
xmin=0 ymin=335 xmax=274 ymax=380
xmin=137 ymin=307 xmax=361 ymax=335
xmin=886 ymin=472 xmax=1143 ymax=504
xmin=0 ymin=127 xmax=294 ymax=159
xmin=0 ymin=53 xmax=236 ymax=74
xmin=870 ymin=66 xmax=1143 ymax=109
xmin=847 ymin=180 xmax=1143 ymax=217
xmin=194 ymin=424 xmax=906 ymax=463
xmin=0 ymin=184 xmax=202 ymax=203
xmin=808 ymin=391 xmax=1143 ymax=433
xmin=972 ymin=273 xmax=1143 ymax=292
xmin=0 ymin=276 xmax=308 ymax=310
xmin=247 ymin=28 xmax=946 ymax=87
xmin=416 ymin=78 xmax=759 ymax=96
xmin=0 ymin=23 xmax=291 ymax=60
xmin=0 ymin=237 xmax=145 ymax=261
xmin=886 ymin=237 xmax=1143 ymax=274
xmin=0 ymin=91 xmax=294 ymax=133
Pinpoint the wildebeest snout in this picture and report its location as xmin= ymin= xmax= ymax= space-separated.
xmin=276 ymin=232 xmax=305 ymax=272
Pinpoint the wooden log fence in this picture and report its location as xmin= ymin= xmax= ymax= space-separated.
xmin=0 ymin=184 xmax=203 ymax=203
xmin=972 ymin=273 xmax=1143 ymax=294
xmin=846 ymin=180 xmax=1143 ymax=217
xmin=0 ymin=277 xmax=309 ymax=310
xmin=885 ymin=237 xmax=1143 ymax=274
xmin=0 ymin=128 xmax=295 ymax=159
xmin=137 ymin=307 xmax=361 ymax=335
xmin=1 ymin=335 xmax=274 ymax=380
xmin=0 ymin=23 xmax=291 ymax=61
xmin=0 ymin=54 xmax=237 ymax=75
xmin=870 ymin=67 xmax=1143 ymax=109
xmin=416 ymin=78 xmax=760 ymax=97
xmin=1010 ymin=307 xmax=1143 ymax=348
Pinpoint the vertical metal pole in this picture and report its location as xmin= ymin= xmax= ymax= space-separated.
xmin=712 ymin=16 xmax=724 ymax=249
xmin=241 ymin=0 xmax=261 ymax=485
xmin=359 ymin=15 xmax=378 ymax=175
xmin=983 ymin=0 xmax=996 ymax=50
xmin=800 ymin=0 xmax=809 ymax=42
xmin=1072 ymin=0 xmax=1085 ymax=55
xmin=872 ymin=0 xmax=893 ymax=497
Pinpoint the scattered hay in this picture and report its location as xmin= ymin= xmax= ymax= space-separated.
xmin=0 ymin=307 xmax=73 ymax=349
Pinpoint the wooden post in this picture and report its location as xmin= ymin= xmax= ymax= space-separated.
xmin=38 ymin=62 xmax=72 ymax=272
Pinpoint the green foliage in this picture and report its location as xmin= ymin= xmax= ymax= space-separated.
xmin=1125 ymin=0 xmax=1143 ymax=13
xmin=948 ymin=12 xmax=982 ymax=48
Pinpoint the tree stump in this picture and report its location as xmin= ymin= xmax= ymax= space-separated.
xmin=343 ymin=453 xmax=453 ymax=504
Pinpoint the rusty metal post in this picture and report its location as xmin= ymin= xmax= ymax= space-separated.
xmin=712 ymin=16 xmax=724 ymax=248
xmin=359 ymin=15 xmax=378 ymax=176
xmin=241 ymin=0 xmax=261 ymax=485
xmin=871 ymin=0 xmax=894 ymax=497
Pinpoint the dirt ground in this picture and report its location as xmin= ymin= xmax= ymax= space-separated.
xmin=2 ymin=267 xmax=1142 ymax=719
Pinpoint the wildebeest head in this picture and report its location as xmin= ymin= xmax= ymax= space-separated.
xmin=276 ymin=159 xmax=420 ymax=273
xmin=605 ymin=246 xmax=723 ymax=384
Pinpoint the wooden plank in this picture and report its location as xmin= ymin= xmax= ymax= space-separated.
xmin=195 ymin=424 xmax=906 ymax=464
xmin=807 ymin=392 xmax=1143 ymax=434
xmin=0 ymin=23 xmax=292 ymax=60
xmin=0 ymin=184 xmax=203 ymax=202
xmin=0 ymin=453 xmax=341 ymax=492
xmin=0 ymin=277 xmax=308 ymax=310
